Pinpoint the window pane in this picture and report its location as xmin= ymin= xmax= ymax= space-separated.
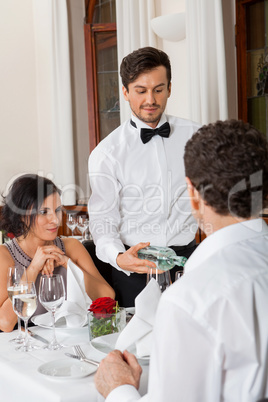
xmin=266 ymin=0 xmax=268 ymax=47
xmin=246 ymin=1 xmax=265 ymax=50
xmin=95 ymin=31 xmax=120 ymax=141
xmin=247 ymin=50 xmax=266 ymax=97
xmin=93 ymin=0 xmax=116 ymax=24
xmin=248 ymin=96 xmax=266 ymax=135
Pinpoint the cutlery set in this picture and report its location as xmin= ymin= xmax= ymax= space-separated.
xmin=22 ymin=328 xmax=49 ymax=345
xmin=25 ymin=328 xmax=100 ymax=368
xmin=65 ymin=352 xmax=99 ymax=367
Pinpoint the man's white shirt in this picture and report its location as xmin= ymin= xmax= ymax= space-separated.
xmin=88 ymin=114 xmax=200 ymax=273
xmin=106 ymin=219 xmax=268 ymax=401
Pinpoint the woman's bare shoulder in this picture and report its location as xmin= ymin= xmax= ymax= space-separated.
xmin=0 ymin=244 xmax=15 ymax=270
xmin=61 ymin=237 xmax=84 ymax=252
xmin=0 ymin=244 xmax=14 ymax=261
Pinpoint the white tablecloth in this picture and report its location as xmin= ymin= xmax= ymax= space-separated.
xmin=0 ymin=326 xmax=149 ymax=402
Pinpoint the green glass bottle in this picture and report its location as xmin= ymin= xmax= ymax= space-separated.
xmin=138 ymin=246 xmax=187 ymax=271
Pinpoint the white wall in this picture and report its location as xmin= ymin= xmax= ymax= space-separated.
xmin=66 ymin=0 xmax=90 ymax=201
xmin=0 ymin=0 xmax=237 ymax=201
xmin=155 ymin=0 xmax=190 ymax=118
xmin=0 ymin=0 xmax=89 ymax=200
xmin=0 ymin=0 xmax=39 ymax=195
xmin=222 ymin=0 xmax=237 ymax=119
xmin=155 ymin=0 xmax=237 ymax=121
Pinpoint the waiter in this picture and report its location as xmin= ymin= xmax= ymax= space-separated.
xmin=88 ymin=47 xmax=200 ymax=306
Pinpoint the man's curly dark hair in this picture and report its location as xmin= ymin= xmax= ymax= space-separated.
xmin=184 ymin=119 xmax=268 ymax=218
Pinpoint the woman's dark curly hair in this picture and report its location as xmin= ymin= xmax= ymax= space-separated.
xmin=0 ymin=174 xmax=61 ymax=238
xmin=184 ymin=119 xmax=268 ymax=218
xmin=120 ymin=46 xmax=171 ymax=91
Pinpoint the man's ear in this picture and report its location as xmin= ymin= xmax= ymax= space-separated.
xmin=122 ymin=86 xmax=129 ymax=101
xmin=185 ymin=177 xmax=200 ymax=212
xmin=168 ymin=82 xmax=171 ymax=98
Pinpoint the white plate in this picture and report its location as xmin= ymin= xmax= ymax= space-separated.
xmin=37 ymin=358 xmax=97 ymax=379
xmin=91 ymin=332 xmax=149 ymax=364
xmin=31 ymin=315 xmax=86 ymax=330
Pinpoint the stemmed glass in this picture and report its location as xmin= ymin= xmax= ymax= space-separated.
xmin=39 ymin=274 xmax=66 ymax=350
xmin=66 ymin=213 xmax=77 ymax=237
xmin=12 ymin=281 xmax=38 ymax=352
xmin=146 ymin=268 xmax=172 ymax=293
xmin=7 ymin=266 xmax=27 ymax=343
xmin=77 ymin=215 xmax=89 ymax=241
xmin=175 ymin=270 xmax=184 ymax=281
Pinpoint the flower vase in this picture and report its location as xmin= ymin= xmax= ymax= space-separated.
xmin=88 ymin=307 xmax=126 ymax=340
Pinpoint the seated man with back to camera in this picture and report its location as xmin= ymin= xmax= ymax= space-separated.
xmin=94 ymin=119 xmax=268 ymax=402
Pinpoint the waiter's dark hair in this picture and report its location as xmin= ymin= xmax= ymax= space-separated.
xmin=0 ymin=174 xmax=61 ymax=238
xmin=120 ymin=47 xmax=171 ymax=91
xmin=184 ymin=119 xmax=268 ymax=218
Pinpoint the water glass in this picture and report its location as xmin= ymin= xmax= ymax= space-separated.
xmin=7 ymin=265 xmax=27 ymax=343
xmin=66 ymin=213 xmax=77 ymax=237
xmin=146 ymin=267 xmax=171 ymax=293
xmin=12 ymin=281 xmax=37 ymax=352
xmin=175 ymin=270 xmax=184 ymax=281
xmin=77 ymin=215 xmax=89 ymax=240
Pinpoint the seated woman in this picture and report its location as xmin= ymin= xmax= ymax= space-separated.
xmin=0 ymin=174 xmax=115 ymax=332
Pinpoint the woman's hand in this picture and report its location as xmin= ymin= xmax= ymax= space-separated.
xmin=41 ymin=258 xmax=55 ymax=276
xmin=53 ymin=253 xmax=69 ymax=269
xmin=41 ymin=253 xmax=69 ymax=276
xmin=27 ymin=245 xmax=65 ymax=277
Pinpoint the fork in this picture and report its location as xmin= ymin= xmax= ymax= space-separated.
xmin=73 ymin=345 xmax=99 ymax=367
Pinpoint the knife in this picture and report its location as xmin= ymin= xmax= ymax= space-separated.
xmin=21 ymin=327 xmax=49 ymax=345
xmin=65 ymin=353 xmax=99 ymax=367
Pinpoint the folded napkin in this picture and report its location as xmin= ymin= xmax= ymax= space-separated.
xmin=115 ymin=278 xmax=161 ymax=357
xmin=34 ymin=259 xmax=92 ymax=328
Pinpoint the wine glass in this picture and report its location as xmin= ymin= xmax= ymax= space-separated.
xmin=77 ymin=215 xmax=89 ymax=241
xmin=66 ymin=213 xmax=77 ymax=237
xmin=38 ymin=274 xmax=66 ymax=350
xmin=175 ymin=270 xmax=184 ymax=281
xmin=146 ymin=267 xmax=171 ymax=293
xmin=7 ymin=266 xmax=27 ymax=343
xmin=12 ymin=281 xmax=38 ymax=352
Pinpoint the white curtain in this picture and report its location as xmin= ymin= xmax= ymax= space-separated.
xmin=185 ymin=0 xmax=228 ymax=125
xmin=32 ymin=0 xmax=76 ymax=205
xmin=116 ymin=0 xmax=157 ymax=123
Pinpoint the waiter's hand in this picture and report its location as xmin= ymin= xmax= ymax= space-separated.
xmin=94 ymin=350 xmax=142 ymax=398
xmin=116 ymin=242 xmax=156 ymax=273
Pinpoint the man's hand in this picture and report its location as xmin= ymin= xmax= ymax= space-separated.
xmin=94 ymin=350 xmax=142 ymax=398
xmin=116 ymin=242 xmax=156 ymax=273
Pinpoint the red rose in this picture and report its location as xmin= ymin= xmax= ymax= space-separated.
xmin=89 ymin=297 xmax=117 ymax=318
xmin=7 ymin=233 xmax=14 ymax=239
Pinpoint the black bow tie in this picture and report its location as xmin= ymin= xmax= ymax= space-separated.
xmin=140 ymin=122 xmax=171 ymax=144
xmin=130 ymin=120 xmax=171 ymax=144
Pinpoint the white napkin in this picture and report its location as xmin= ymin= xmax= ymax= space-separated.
xmin=115 ymin=278 xmax=161 ymax=357
xmin=34 ymin=259 xmax=92 ymax=328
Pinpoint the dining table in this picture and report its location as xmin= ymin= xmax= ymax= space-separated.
xmin=0 ymin=324 xmax=149 ymax=402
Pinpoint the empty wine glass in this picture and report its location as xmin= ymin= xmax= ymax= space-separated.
xmin=66 ymin=213 xmax=77 ymax=237
xmin=146 ymin=267 xmax=171 ymax=293
xmin=39 ymin=274 xmax=66 ymax=350
xmin=7 ymin=266 xmax=28 ymax=343
xmin=77 ymin=215 xmax=89 ymax=241
xmin=175 ymin=270 xmax=184 ymax=281
xmin=12 ymin=281 xmax=38 ymax=352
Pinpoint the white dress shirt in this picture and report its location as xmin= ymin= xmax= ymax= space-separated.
xmin=106 ymin=219 xmax=268 ymax=401
xmin=88 ymin=114 xmax=200 ymax=272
